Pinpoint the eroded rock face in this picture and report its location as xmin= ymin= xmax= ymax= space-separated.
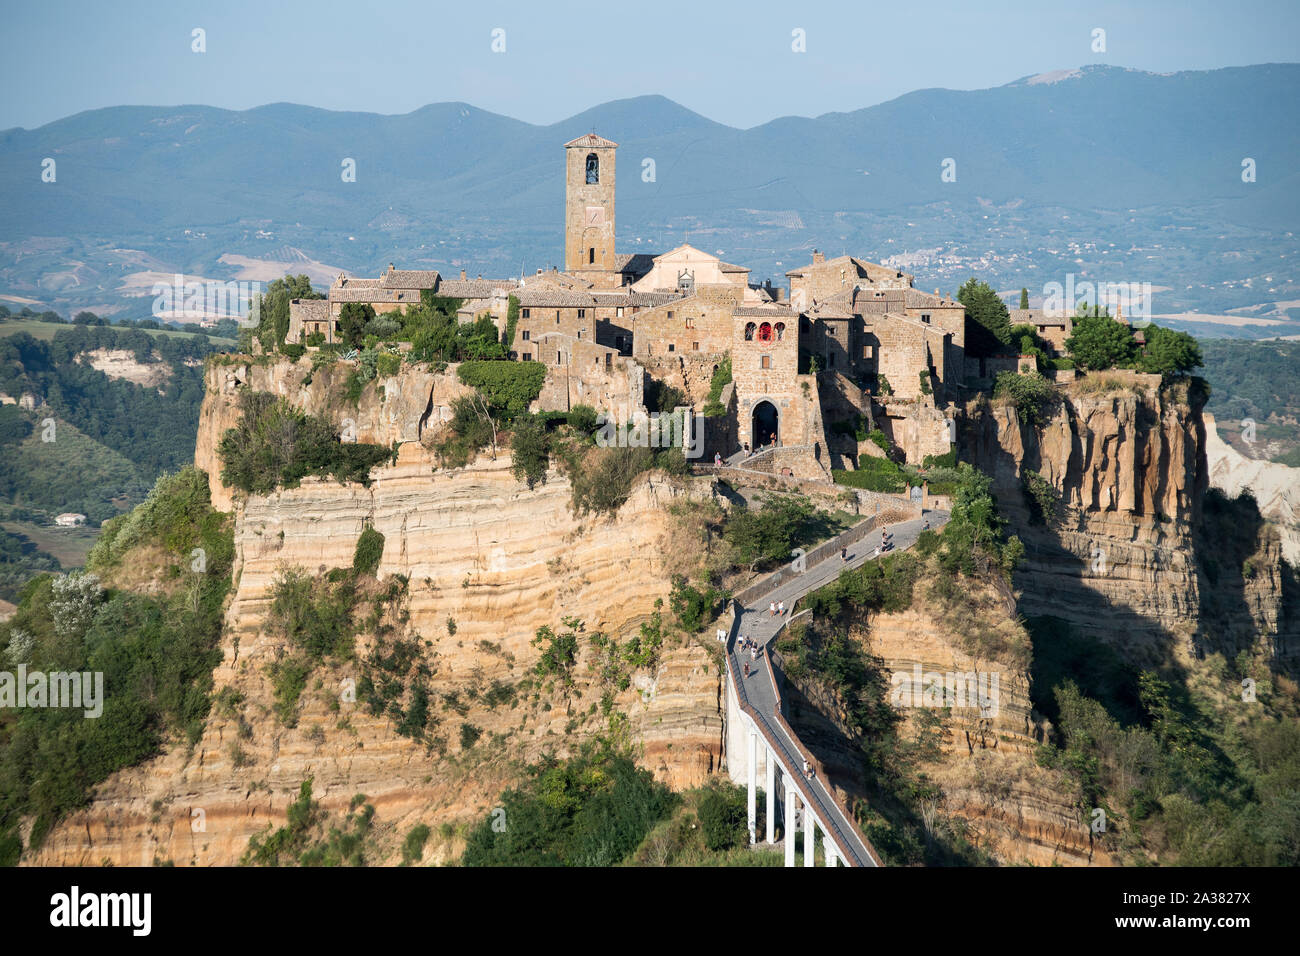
xmin=29 ymin=361 xmax=724 ymax=866
xmin=962 ymin=379 xmax=1293 ymax=668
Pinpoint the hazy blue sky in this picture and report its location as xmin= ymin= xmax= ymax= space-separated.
xmin=4 ymin=0 xmax=1298 ymax=130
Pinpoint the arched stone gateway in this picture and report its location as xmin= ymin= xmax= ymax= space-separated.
xmin=752 ymin=400 xmax=779 ymax=448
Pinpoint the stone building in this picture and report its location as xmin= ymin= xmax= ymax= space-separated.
xmin=285 ymin=131 xmax=1018 ymax=474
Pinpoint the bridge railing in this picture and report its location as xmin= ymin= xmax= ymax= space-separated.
xmin=762 ymin=622 xmax=884 ymax=868
xmin=725 ymin=601 xmax=882 ymax=867
xmin=732 ymin=509 xmax=913 ymax=608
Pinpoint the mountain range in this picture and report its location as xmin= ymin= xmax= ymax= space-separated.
xmin=2 ymin=63 xmax=1298 ymax=333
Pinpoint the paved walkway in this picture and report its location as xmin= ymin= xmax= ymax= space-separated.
xmin=727 ymin=511 xmax=948 ymax=867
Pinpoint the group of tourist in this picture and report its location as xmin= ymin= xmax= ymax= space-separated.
xmin=768 ymin=600 xmax=786 ymax=617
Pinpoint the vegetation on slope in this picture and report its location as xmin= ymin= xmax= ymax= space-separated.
xmin=460 ymin=742 xmax=676 ymax=866
xmin=1028 ymin=614 xmax=1300 ymax=865
xmin=218 ymin=390 xmax=395 ymax=495
xmin=0 ymin=467 xmax=234 ymax=864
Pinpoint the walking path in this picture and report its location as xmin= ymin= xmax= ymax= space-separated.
xmin=726 ymin=510 xmax=948 ymax=866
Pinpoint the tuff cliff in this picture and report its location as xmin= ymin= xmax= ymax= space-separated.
xmin=28 ymin=357 xmax=724 ymax=866
xmin=962 ymin=374 xmax=1295 ymax=670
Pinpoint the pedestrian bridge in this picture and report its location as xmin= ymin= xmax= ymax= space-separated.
xmin=723 ymin=510 xmax=947 ymax=866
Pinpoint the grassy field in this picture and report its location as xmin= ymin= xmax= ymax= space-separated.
xmin=0 ymin=318 xmax=236 ymax=345
xmin=0 ymin=520 xmax=98 ymax=568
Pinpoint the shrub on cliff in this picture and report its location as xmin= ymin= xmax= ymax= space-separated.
xmin=218 ymin=391 xmax=394 ymax=494
xmin=352 ymin=525 xmax=385 ymax=577
xmin=697 ymin=780 xmax=748 ymax=851
xmin=461 ymin=746 xmax=676 ymax=866
xmin=456 ymin=360 xmax=546 ymax=415
xmin=702 ymin=357 xmax=732 ymax=417
xmin=508 ymin=413 xmax=550 ymax=489
xmin=993 ymin=371 xmax=1055 ymax=426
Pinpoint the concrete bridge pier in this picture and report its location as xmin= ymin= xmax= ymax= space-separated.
xmin=765 ymin=756 xmax=776 ymax=843
xmin=747 ymin=731 xmax=758 ymax=845
xmin=784 ymin=775 xmax=798 ymax=866
xmin=805 ymin=812 xmax=817 ymax=867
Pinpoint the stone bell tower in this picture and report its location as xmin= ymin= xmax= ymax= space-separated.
xmin=564 ymin=133 xmax=617 ymax=275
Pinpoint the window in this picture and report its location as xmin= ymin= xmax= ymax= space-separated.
xmin=774 ymin=322 xmax=785 ymax=341
xmin=761 ymin=355 xmax=771 ymax=369
xmin=585 ymin=152 xmax=599 ymax=184
xmin=921 ymin=313 xmax=931 ymax=324
xmin=557 ymin=351 xmax=563 ymax=364
xmin=863 ymin=345 xmax=873 ymax=359
xmin=522 ymin=353 xmax=532 ymax=361
xmin=556 ymin=312 xmax=561 ymax=324
xmin=668 ymin=343 xmax=675 ymax=352
xmin=522 ymin=308 xmax=530 ymax=319
xmin=758 ymin=322 xmax=774 ymax=342
xmin=577 ymin=329 xmax=583 ymax=339
xmin=744 ymin=322 xmax=756 ymax=341
xmin=616 ymin=307 xmax=624 ymax=317
xmin=589 ymin=248 xmax=595 ymax=265
xmin=578 ymin=309 xmax=586 ymax=318
xmin=667 ymin=311 xmax=674 ymax=320
xmin=692 ymin=342 xmax=699 ymax=352
xmin=605 ymin=353 xmax=612 ymax=368
xmin=685 ymin=316 xmax=695 ymax=329
xmin=522 ymin=330 xmax=530 ymax=341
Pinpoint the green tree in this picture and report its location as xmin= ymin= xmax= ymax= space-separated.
xmin=957 ymin=277 xmax=1012 ymax=356
xmin=1065 ymin=314 xmax=1137 ymax=371
xmin=1019 ymin=288 xmax=1030 ymax=310
xmin=1135 ymin=325 xmax=1203 ymax=377
xmin=255 ymin=274 xmax=321 ymax=351
xmin=336 ymin=303 xmax=376 ymax=350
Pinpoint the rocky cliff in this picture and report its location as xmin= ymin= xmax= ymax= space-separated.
xmin=28 ymin=357 xmax=724 ymax=866
xmin=962 ymin=374 xmax=1295 ymax=670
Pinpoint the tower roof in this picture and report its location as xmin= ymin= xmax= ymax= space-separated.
xmin=564 ymin=133 xmax=618 ymax=149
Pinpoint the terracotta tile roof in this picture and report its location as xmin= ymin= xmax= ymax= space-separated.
xmin=381 ymin=269 xmax=441 ymax=290
xmin=437 ymin=278 xmax=517 ymax=299
xmin=734 ymin=305 xmax=796 ymax=318
xmin=564 ymin=133 xmax=618 ymax=149
xmin=515 ymin=283 xmax=597 ymax=308
xmin=289 ymin=299 xmax=329 ymax=320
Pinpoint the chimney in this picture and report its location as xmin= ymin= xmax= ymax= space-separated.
xmin=460 ymin=269 xmax=467 ymax=280
xmin=389 ymin=263 xmax=395 ymax=272
xmin=812 ymin=249 xmax=825 ymax=264
xmin=775 ymin=288 xmax=785 ymax=302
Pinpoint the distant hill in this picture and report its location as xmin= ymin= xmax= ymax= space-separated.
xmin=2 ymin=64 xmax=1298 ymax=327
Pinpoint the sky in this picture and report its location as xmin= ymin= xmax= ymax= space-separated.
xmin=2 ymin=0 xmax=1299 ymax=130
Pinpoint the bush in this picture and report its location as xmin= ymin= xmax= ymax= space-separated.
xmin=993 ymin=371 xmax=1055 ymax=426
xmin=267 ymin=566 xmax=358 ymax=662
xmin=402 ymin=823 xmax=431 ymax=865
xmin=832 ymin=457 xmax=906 ymax=493
xmin=460 ymin=748 xmax=677 ymax=866
xmin=702 ymin=358 xmax=732 ymax=417
xmin=922 ymin=448 xmax=957 ymax=469
xmin=456 ymin=361 xmax=546 ymax=416
xmin=1022 ymin=470 xmax=1058 ymax=526
xmin=352 ymin=526 xmax=385 ymax=577
xmin=566 ymin=445 xmax=654 ymax=515
xmin=508 ymin=414 xmax=550 ymax=489
xmin=697 ymin=781 xmax=748 ymax=852
xmin=281 ymin=344 xmax=306 ymax=361
xmin=433 ymin=394 xmax=497 ymax=469
xmin=375 ymin=352 xmax=402 ymax=378
xmin=218 ymin=391 xmax=393 ymax=494
xmin=669 ymin=576 xmax=724 ymax=633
